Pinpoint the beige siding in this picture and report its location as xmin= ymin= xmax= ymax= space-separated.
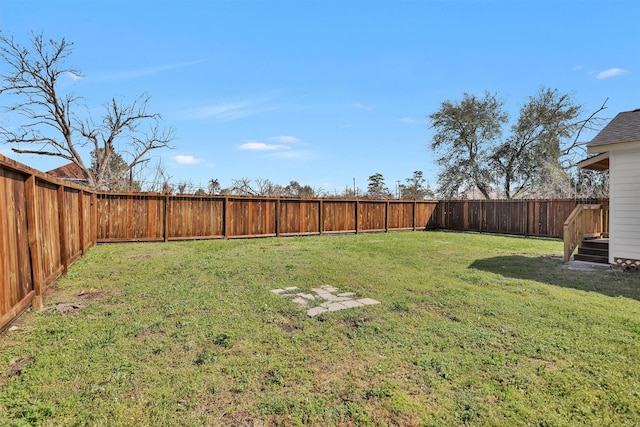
xmin=610 ymin=149 xmax=640 ymax=262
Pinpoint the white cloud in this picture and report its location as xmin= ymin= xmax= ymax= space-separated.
xmin=596 ymin=68 xmax=628 ymax=79
xmin=101 ymin=59 xmax=206 ymax=81
xmin=65 ymin=71 xmax=83 ymax=81
xmin=171 ymin=154 xmax=206 ymax=165
xmin=239 ymin=141 xmax=291 ymax=151
xmin=399 ymin=117 xmax=417 ymax=124
xmin=183 ymin=93 xmax=278 ymax=123
xmin=269 ymin=135 xmax=301 ymax=144
xmin=191 ymin=101 xmax=256 ymax=122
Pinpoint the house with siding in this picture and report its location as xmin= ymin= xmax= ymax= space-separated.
xmin=579 ymin=109 xmax=640 ymax=270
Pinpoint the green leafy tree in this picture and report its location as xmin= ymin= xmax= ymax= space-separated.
xmin=284 ymin=180 xmax=315 ymax=198
xmin=429 ymin=92 xmax=508 ymax=199
xmin=571 ymin=169 xmax=609 ymax=199
xmin=90 ymin=149 xmax=140 ymax=191
xmin=208 ymin=179 xmax=221 ymax=195
xmin=366 ymin=173 xmax=392 ymax=199
xmin=490 ymin=88 xmax=581 ymax=199
xmin=429 ymin=88 xmax=607 ymax=199
xmin=399 ymin=170 xmax=434 ymax=199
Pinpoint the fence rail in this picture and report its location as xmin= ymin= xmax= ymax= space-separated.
xmin=1 ymin=154 xmax=96 ymax=332
xmin=1 ymin=153 xmax=609 ymax=332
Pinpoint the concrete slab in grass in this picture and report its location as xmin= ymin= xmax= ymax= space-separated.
xmin=271 ymin=285 xmax=380 ymax=317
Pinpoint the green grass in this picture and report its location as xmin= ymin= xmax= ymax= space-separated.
xmin=1 ymin=231 xmax=639 ymax=426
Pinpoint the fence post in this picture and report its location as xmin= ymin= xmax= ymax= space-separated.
xmin=412 ymin=201 xmax=416 ymax=231
xmin=163 ymin=195 xmax=169 ymax=242
xmin=79 ymin=190 xmax=85 ymax=255
xmin=57 ymin=185 xmax=69 ymax=275
xmin=463 ymin=201 xmax=469 ymax=231
xmin=127 ymin=194 xmax=134 ymax=240
xmin=223 ymin=196 xmax=229 ymax=239
xmin=385 ymin=200 xmax=389 ymax=232
xmin=276 ymin=197 xmax=280 ymax=237
xmin=355 ymin=199 xmax=359 ymax=234
xmin=92 ymin=193 xmax=98 ymax=244
xmin=25 ymin=175 xmax=44 ymax=311
xmin=319 ymin=199 xmax=323 ymax=235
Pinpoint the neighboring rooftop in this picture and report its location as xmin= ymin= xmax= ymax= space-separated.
xmin=47 ymin=163 xmax=90 ymax=183
xmin=588 ymin=108 xmax=640 ymax=148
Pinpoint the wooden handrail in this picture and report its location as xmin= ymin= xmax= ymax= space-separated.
xmin=563 ymin=204 xmax=606 ymax=262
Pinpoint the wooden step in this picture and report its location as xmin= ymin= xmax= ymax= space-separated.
xmin=578 ymin=246 xmax=608 ymax=256
xmin=574 ymin=253 xmax=609 ymax=264
xmin=575 ymin=238 xmax=609 ymax=264
xmin=581 ymin=239 xmax=609 ymax=250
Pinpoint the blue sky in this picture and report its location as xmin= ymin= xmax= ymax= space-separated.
xmin=1 ymin=0 xmax=638 ymax=194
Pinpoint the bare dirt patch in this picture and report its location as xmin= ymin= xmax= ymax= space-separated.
xmin=0 ymin=356 xmax=34 ymax=387
xmin=50 ymin=290 xmax=110 ymax=316
xmin=53 ymin=302 xmax=84 ymax=315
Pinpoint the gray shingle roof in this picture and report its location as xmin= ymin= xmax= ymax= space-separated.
xmin=588 ymin=109 xmax=640 ymax=147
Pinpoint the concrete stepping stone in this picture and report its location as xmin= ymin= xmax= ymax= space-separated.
xmin=355 ymin=298 xmax=380 ymax=306
xmin=291 ymin=297 xmax=309 ymax=307
xmin=337 ymin=292 xmax=356 ymax=297
xmin=340 ymin=299 xmax=365 ymax=308
xmin=307 ymin=306 xmax=329 ymax=316
xmin=325 ymin=302 xmax=348 ymax=312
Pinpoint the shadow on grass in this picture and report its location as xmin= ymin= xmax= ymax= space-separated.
xmin=469 ymin=255 xmax=640 ymax=302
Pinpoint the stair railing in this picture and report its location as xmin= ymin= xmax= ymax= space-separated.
xmin=563 ymin=204 xmax=607 ymax=262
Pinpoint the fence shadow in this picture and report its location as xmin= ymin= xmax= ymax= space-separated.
xmin=469 ymin=255 xmax=640 ymax=301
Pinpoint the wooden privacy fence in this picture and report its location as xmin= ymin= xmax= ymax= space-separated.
xmin=1 ymin=153 xmax=609 ymax=332
xmin=96 ymin=194 xmax=438 ymax=242
xmin=1 ymin=154 xmax=96 ymax=332
xmin=429 ymin=199 xmax=606 ymax=238
xmin=95 ymin=194 xmax=604 ymax=242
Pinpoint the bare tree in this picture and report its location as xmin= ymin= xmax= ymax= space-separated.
xmin=229 ymin=177 xmax=257 ymax=196
xmin=145 ymin=160 xmax=173 ymax=193
xmin=254 ymin=178 xmax=284 ymax=196
xmin=560 ymin=98 xmax=609 ymax=169
xmin=0 ymin=32 xmax=174 ymax=190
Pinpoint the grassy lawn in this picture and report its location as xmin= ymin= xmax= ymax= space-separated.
xmin=1 ymin=231 xmax=639 ymax=426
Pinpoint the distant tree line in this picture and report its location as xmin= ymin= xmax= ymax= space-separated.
xmin=155 ymin=171 xmax=435 ymax=199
